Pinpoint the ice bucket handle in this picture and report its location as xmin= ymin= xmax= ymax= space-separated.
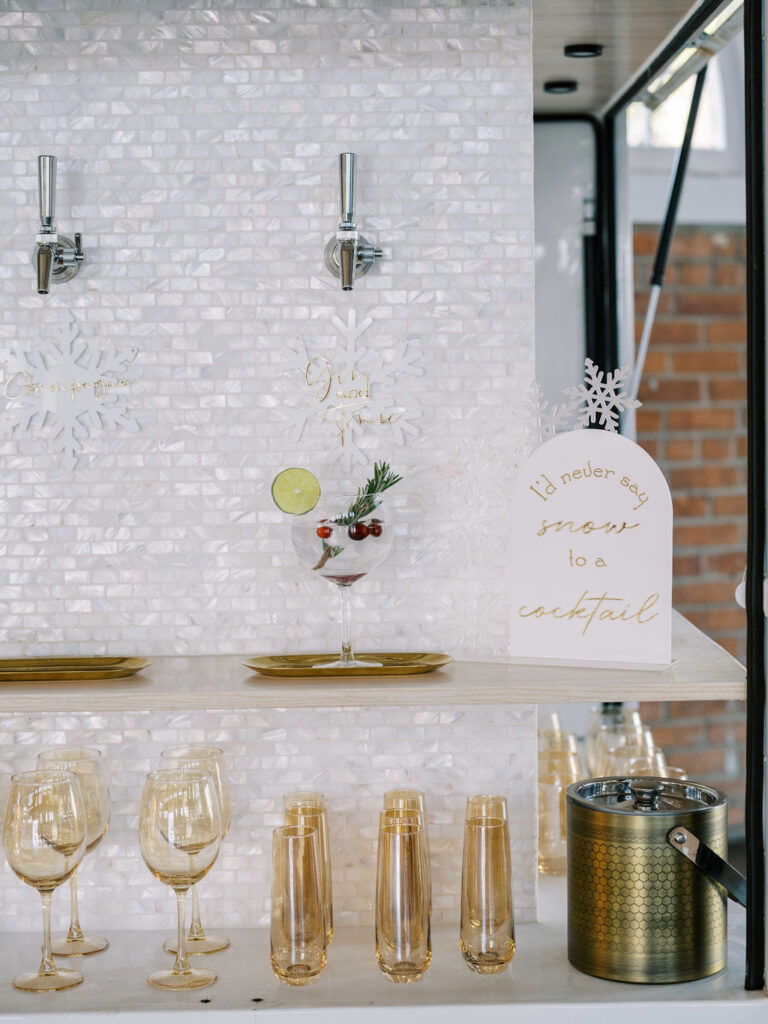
xmin=668 ymin=826 xmax=747 ymax=908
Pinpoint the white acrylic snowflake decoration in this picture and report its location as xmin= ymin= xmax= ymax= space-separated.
xmin=284 ymin=310 xmax=423 ymax=471
xmin=565 ymin=358 xmax=641 ymax=431
xmin=0 ymin=315 xmax=139 ymax=470
xmin=516 ymin=381 xmax=572 ymax=456
xmin=517 ymin=357 xmax=641 ymax=455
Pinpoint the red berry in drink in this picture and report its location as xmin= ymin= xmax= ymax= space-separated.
xmin=348 ymin=523 xmax=369 ymax=541
xmin=369 ymin=522 xmax=383 ymax=537
xmin=317 ymin=525 xmax=332 ymax=539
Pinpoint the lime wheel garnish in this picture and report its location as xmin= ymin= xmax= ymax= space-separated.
xmin=271 ymin=468 xmax=321 ymax=515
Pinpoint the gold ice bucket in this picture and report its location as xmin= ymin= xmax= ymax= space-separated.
xmin=567 ymin=778 xmax=743 ymax=984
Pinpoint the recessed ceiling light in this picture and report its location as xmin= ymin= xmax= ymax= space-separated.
xmin=564 ymin=43 xmax=603 ymax=59
xmin=544 ymin=80 xmax=578 ymax=94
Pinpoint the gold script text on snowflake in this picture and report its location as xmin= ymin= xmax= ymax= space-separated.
xmin=2 ymin=371 xmax=131 ymax=403
xmin=304 ymin=357 xmax=403 ymax=447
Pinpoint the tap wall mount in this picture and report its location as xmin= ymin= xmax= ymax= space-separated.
xmin=34 ymin=155 xmax=85 ymax=295
xmin=324 ymin=152 xmax=384 ymax=291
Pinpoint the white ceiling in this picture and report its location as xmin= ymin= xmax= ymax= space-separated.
xmin=532 ymin=0 xmax=708 ymax=114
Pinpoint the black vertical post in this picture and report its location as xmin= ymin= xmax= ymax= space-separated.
xmin=596 ymin=115 xmax=619 ymax=373
xmin=744 ymin=0 xmax=767 ymax=993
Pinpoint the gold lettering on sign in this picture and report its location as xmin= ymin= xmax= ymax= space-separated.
xmin=303 ymin=358 xmax=403 ymax=447
xmin=518 ymin=591 xmax=659 ymax=636
xmin=537 ymin=519 xmax=639 ymax=537
xmin=529 ymin=461 xmax=650 ymax=511
xmin=2 ymin=370 xmax=131 ymax=403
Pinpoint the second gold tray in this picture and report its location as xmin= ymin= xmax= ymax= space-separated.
xmin=0 ymin=657 xmax=151 ymax=682
xmin=244 ymin=653 xmax=452 ymax=678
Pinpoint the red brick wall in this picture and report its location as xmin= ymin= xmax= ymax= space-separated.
xmin=633 ymin=224 xmax=746 ymax=831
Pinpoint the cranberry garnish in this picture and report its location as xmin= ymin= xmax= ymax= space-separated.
xmin=317 ymin=525 xmax=332 ymax=539
xmin=348 ymin=523 xmax=369 ymax=541
xmin=369 ymin=522 xmax=383 ymax=537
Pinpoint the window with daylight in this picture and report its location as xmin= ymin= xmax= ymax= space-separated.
xmin=626 ymin=54 xmax=727 ymax=151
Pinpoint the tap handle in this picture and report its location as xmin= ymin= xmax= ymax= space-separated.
xmin=36 ymin=244 xmax=53 ymax=295
xmin=38 ymin=155 xmax=57 ymax=229
xmin=339 ymin=152 xmax=356 ymax=227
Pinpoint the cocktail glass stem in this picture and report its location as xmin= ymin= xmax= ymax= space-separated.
xmin=173 ymin=889 xmax=192 ymax=976
xmin=337 ymin=583 xmax=355 ymax=666
xmin=39 ymin=891 xmax=58 ymax=978
xmin=188 ymin=884 xmax=206 ymax=941
xmin=66 ymin=869 xmax=85 ymax=942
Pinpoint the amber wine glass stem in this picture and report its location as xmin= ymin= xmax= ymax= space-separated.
xmin=66 ymin=868 xmax=85 ymax=942
xmin=188 ymin=884 xmax=205 ymax=941
xmin=338 ymin=583 xmax=355 ymax=666
xmin=173 ymin=888 xmax=192 ymax=975
xmin=39 ymin=891 xmax=57 ymax=977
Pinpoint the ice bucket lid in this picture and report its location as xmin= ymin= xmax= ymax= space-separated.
xmin=567 ymin=777 xmax=727 ymax=815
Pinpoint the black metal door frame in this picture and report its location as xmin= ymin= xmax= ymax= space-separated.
xmin=577 ymin=0 xmax=766 ymax=989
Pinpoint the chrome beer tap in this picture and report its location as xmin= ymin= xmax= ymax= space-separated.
xmin=324 ymin=153 xmax=384 ymax=290
xmin=34 ymin=155 xmax=85 ymax=295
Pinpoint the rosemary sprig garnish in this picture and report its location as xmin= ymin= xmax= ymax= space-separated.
xmin=335 ymin=461 xmax=402 ymax=526
xmin=312 ymin=462 xmax=402 ymax=570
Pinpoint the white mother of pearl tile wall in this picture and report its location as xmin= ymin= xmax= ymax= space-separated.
xmin=0 ymin=0 xmax=535 ymax=661
xmin=0 ymin=703 xmax=538 ymax=931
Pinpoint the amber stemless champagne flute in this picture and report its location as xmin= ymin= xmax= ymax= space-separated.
xmin=375 ymin=820 xmax=431 ymax=983
xmin=538 ymin=747 xmax=582 ymax=875
xmin=3 ymin=769 xmax=87 ymax=992
xmin=383 ymin=788 xmax=431 ymax=913
xmin=138 ymin=769 xmax=221 ymax=991
xmin=284 ymin=791 xmax=333 ymax=944
xmin=271 ymin=825 xmax=327 ymax=985
xmin=290 ymin=492 xmax=393 ymax=669
xmin=159 ymin=745 xmax=231 ymax=955
xmin=460 ymin=816 xmax=516 ymax=974
xmin=36 ymin=746 xmax=110 ymax=956
xmin=466 ymin=793 xmax=508 ymax=821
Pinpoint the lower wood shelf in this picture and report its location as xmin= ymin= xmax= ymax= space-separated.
xmin=0 ymin=878 xmax=763 ymax=1022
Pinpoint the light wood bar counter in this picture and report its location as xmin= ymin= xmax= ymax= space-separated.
xmin=0 ymin=612 xmax=744 ymax=713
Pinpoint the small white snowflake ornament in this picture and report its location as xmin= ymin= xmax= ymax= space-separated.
xmin=565 ymin=358 xmax=640 ymax=432
xmin=0 ymin=314 xmax=139 ymax=470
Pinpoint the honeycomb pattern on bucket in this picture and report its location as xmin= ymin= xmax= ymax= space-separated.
xmin=567 ymin=826 xmax=727 ymax=983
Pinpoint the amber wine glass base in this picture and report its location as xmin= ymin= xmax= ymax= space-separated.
xmin=52 ymin=934 xmax=109 ymax=957
xmin=163 ymin=934 xmax=230 ymax=955
xmin=147 ymin=967 xmax=217 ymax=991
xmin=13 ymin=968 xmax=83 ymax=992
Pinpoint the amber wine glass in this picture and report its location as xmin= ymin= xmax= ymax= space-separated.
xmin=159 ymin=745 xmax=232 ymax=955
xmin=37 ymin=746 xmax=110 ymax=956
xmin=3 ymin=769 xmax=87 ymax=992
xmin=291 ymin=493 xmax=392 ymax=669
xmin=138 ymin=769 xmax=221 ymax=991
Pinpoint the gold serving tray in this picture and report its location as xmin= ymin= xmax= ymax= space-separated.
xmin=0 ymin=657 xmax=151 ymax=682
xmin=245 ymin=653 xmax=453 ymax=678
